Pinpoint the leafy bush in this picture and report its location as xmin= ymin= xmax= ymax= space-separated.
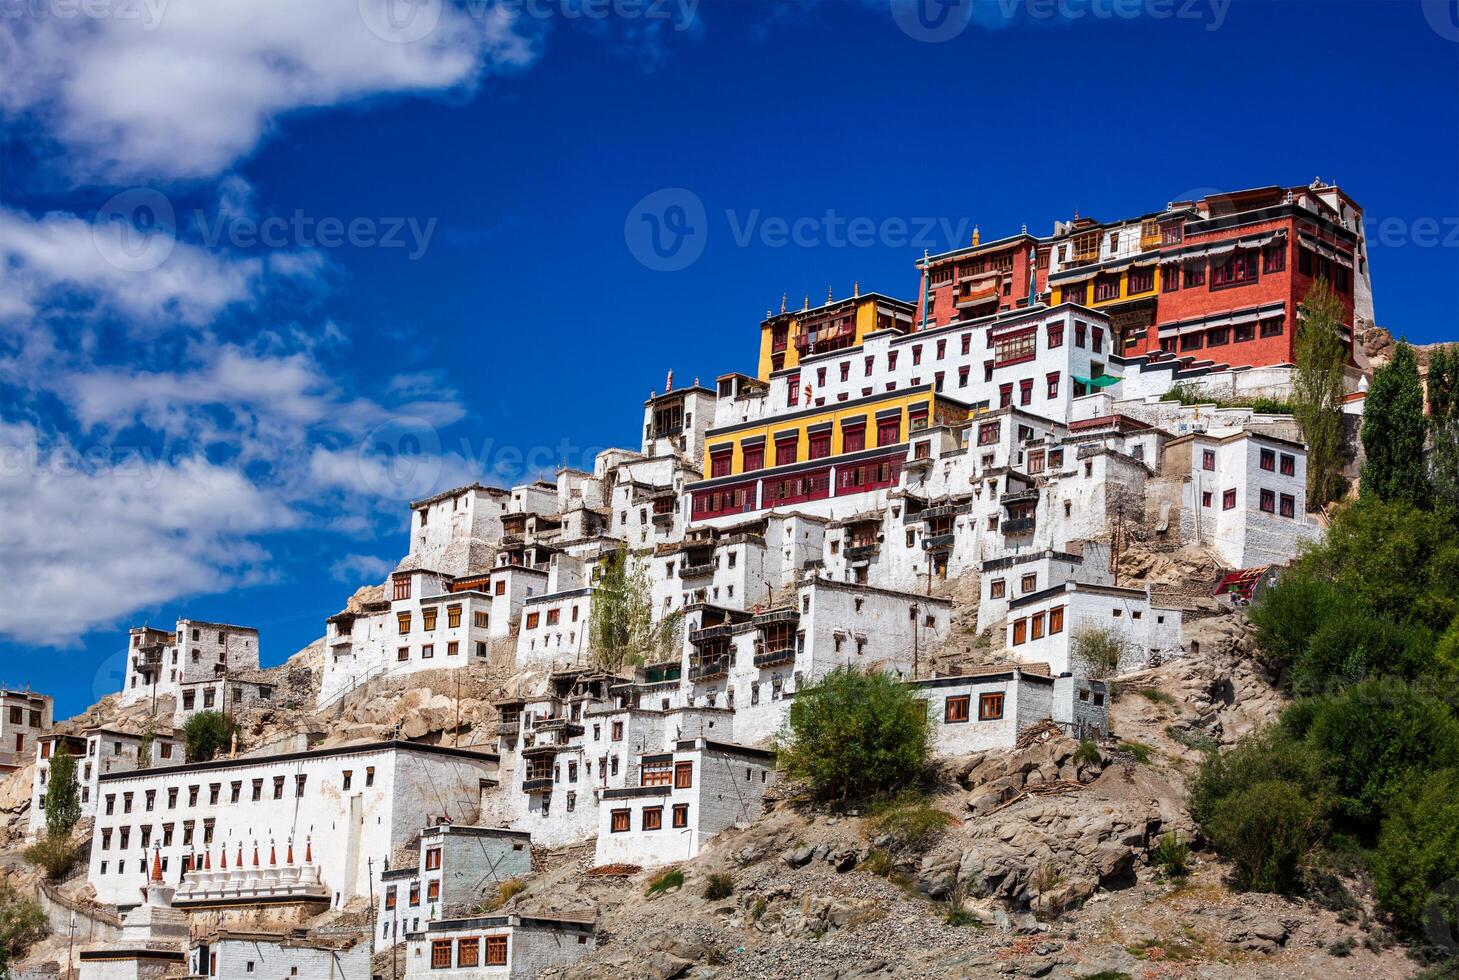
xmin=1370 ymin=768 xmax=1459 ymax=935
xmin=1205 ymin=779 xmax=1325 ymax=893
xmin=1249 ymin=572 xmax=1346 ymax=672
xmin=1300 ymin=678 xmax=1459 ymax=834
xmin=1188 ymin=728 xmax=1323 ymax=827
xmin=1137 ymin=687 xmax=1174 ymax=705
xmin=1151 ymin=832 xmax=1191 ymax=878
xmin=1072 ymin=740 xmax=1102 ymax=767
xmin=1293 ymin=607 xmax=1432 ymax=694
xmin=645 ymin=868 xmax=684 ymax=897
xmin=183 ymin=710 xmax=237 ymax=763
xmin=0 ymin=881 xmax=47 ymax=977
xmin=1165 ymin=725 xmax=1217 ymax=754
xmin=24 ymin=831 xmax=80 ymax=880
xmin=702 ymin=872 xmax=734 ymax=901
xmin=867 ymin=791 xmax=954 ymax=852
xmin=1072 ymin=625 xmax=1131 ymax=679
xmin=775 ymin=667 xmax=929 ymax=802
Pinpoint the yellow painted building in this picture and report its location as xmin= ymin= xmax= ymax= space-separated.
xmin=702 ymin=386 xmax=968 ymax=480
xmin=756 ymin=292 xmax=915 ymax=380
xmin=1051 ymin=262 xmax=1163 ymax=308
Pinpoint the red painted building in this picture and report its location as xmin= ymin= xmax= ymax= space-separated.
xmin=919 ymin=181 xmax=1372 ymax=371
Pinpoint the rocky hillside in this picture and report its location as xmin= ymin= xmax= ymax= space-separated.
xmin=496 ymin=619 xmax=1418 ymax=979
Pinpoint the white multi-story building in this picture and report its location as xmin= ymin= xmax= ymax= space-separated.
xmin=119 ymin=620 xmax=261 ymax=715
xmin=594 ymin=736 xmax=776 ymax=868
xmin=376 ymin=825 xmax=533 ymax=944
xmin=0 ymin=689 xmax=51 ymax=771
xmin=86 ymin=741 xmax=498 ymax=908
xmin=1156 ymin=428 xmax=1319 ymax=568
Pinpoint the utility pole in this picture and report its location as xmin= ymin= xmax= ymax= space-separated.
xmin=912 ymin=604 xmax=920 ymax=680
xmin=66 ymin=910 xmax=76 ymax=979
xmin=367 ymin=857 xmax=377 ymax=964
xmin=454 ymin=673 xmax=461 ymax=748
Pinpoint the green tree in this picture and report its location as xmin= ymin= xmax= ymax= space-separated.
xmin=1371 ymin=768 xmax=1459 ymax=935
xmin=776 ymin=667 xmax=929 ymax=802
xmin=1427 ymin=344 xmax=1459 ymax=425
xmin=1296 ymin=678 xmax=1459 ymax=835
xmin=1291 ymin=279 xmax=1350 ymax=508
xmin=1428 ymin=344 xmax=1459 ymax=508
xmin=0 ymin=881 xmax=48 ymax=978
xmin=587 ymin=546 xmax=681 ymax=672
xmin=183 ymin=710 xmax=237 ymax=763
xmin=1362 ymin=341 xmax=1430 ymax=508
xmin=43 ymin=744 xmax=80 ymax=839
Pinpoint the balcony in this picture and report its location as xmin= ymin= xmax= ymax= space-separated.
xmin=754 ymin=647 xmax=795 ymax=669
xmin=689 ymin=657 xmax=731 ymax=682
xmin=679 ymin=561 xmax=714 ymax=579
xmin=522 ymin=776 xmax=553 ymax=793
xmin=922 ymin=533 xmax=955 ymax=552
xmin=522 ymin=743 xmax=560 ymax=758
xmin=844 ymin=544 xmax=876 ymax=561
xmin=500 ymin=533 xmax=523 ymax=547
xmin=495 ymin=720 xmax=520 ymax=737
xmin=689 ymin=623 xmax=736 ymax=645
xmin=752 ymin=608 xmax=800 ymax=627
xmin=1002 ymin=517 xmax=1036 ymax=535
xmin=1002 ymin=488 xmax=1040 ymax=507
xmin=652 ymin=510 xmax=676 ymax=525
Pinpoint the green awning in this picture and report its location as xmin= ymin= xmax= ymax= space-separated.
xmin=1072 ymin=374 xmax=1122 ymax=388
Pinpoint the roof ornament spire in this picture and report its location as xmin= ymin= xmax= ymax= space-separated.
xmin=972 ymin=225 xmax=980 ymax=246
xmin=853 ymin=280 xmax=860 ymax=298
xmin=826 ymin=285 xmax=834 ymax=303
xmin=1021 ymin=223 xmax=1028 ymax=235
xmin=803 ymin=294 xmax=809 ymax=311
xmin=665 ymin=369 xmax=674 ymax=393
xmin=780 ymin=292 xmax=787 ymax=314
xmin=151 ymin=845 xmax=164 ymax=884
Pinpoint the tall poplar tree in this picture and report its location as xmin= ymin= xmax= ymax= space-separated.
xmin=1361 ymin=341 xmax=1430 ymax=508
xmin=1290 ymin=279 xmax=1349 ymax=508
xmin=588 ymin=547 xmax=681 ymax=672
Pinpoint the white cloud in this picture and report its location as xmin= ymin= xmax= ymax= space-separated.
xmin=0 ymin=0 xmax=540 ymax=180
xmin=0 ymin=205 xmax=259 ymax=326
xmin=0 ymin=419 xmax=293 ymax=645
xmin=329 ymin=552 xmax=393 ymax=584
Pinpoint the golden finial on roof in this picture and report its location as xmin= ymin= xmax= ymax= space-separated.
xmin=853 ymin=280 xmax=860 ymax=298
xmin=972 ymin=225 xmax=980 ymax=246
xmin=803 ymin=294 xmax=809 ymax=311
xmin=826 ymin=285 xmax=834 ymax=303
xmin=780 ymin=292 xmax=788 ymax=314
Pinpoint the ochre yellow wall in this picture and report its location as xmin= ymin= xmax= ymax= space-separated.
xmin=756 ymin=298 xmax=886 ymax=381
xmin=1053 ymin=265 xmax=1162 ymax=307
xmin=704 ymin=389 xmax=944 ymax=479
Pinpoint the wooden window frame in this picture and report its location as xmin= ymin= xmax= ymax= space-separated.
xmin=456 ymin=938 xmax=479 ymax=968
xmin=610 ymin=809 xmax=630 ymax=833
xmin=979 ymin=693 xmax=1005 ymax=721
xmin=642 ymin=806 xmax=664 ymax=831
xmin=674 ymin=761 xmax=693 ymax=789
xmin=430 ymin=940 xmax=452 ymax=970
xmin=485 ymin=936 xmax=508 ymax=966
xmin=944 ymin=694 xmax=970 ymax=724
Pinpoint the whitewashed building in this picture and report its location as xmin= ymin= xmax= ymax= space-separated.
xmin=914 ymin=667 xmax=1110 ymax=756
xmin=1005 ymin=581 xmax=1184 ymax=676
xmin=0 ymin=689 xmax=52 ymax=771
xmin=376 ymin=825 xmax=533 ymax=943
xmin=404 ymin=914 xmax=596 ymax=978
xmin=30 ymin=727 xmax=185 ymax=837
xmin=85 ymin=741 xmax=498 ymax=908
xmin=187 ymin=931 xmax=371 ymax=979
xmin=118 ymin=620 xmax=261 ymax=715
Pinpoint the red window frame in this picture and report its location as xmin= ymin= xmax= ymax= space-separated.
xmin=808 ymin=431 xmax=831 ymax=460
xmin=876 ymin=417 xmax=901 ymax=446
xmin=774 ymin=434 xmax=798 ymax=467
xmin=841 ymin=422 xmax=866 ymax=454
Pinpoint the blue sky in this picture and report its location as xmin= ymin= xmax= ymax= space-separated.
xmin=2 ymin=0 xmax=1456 ymax=717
